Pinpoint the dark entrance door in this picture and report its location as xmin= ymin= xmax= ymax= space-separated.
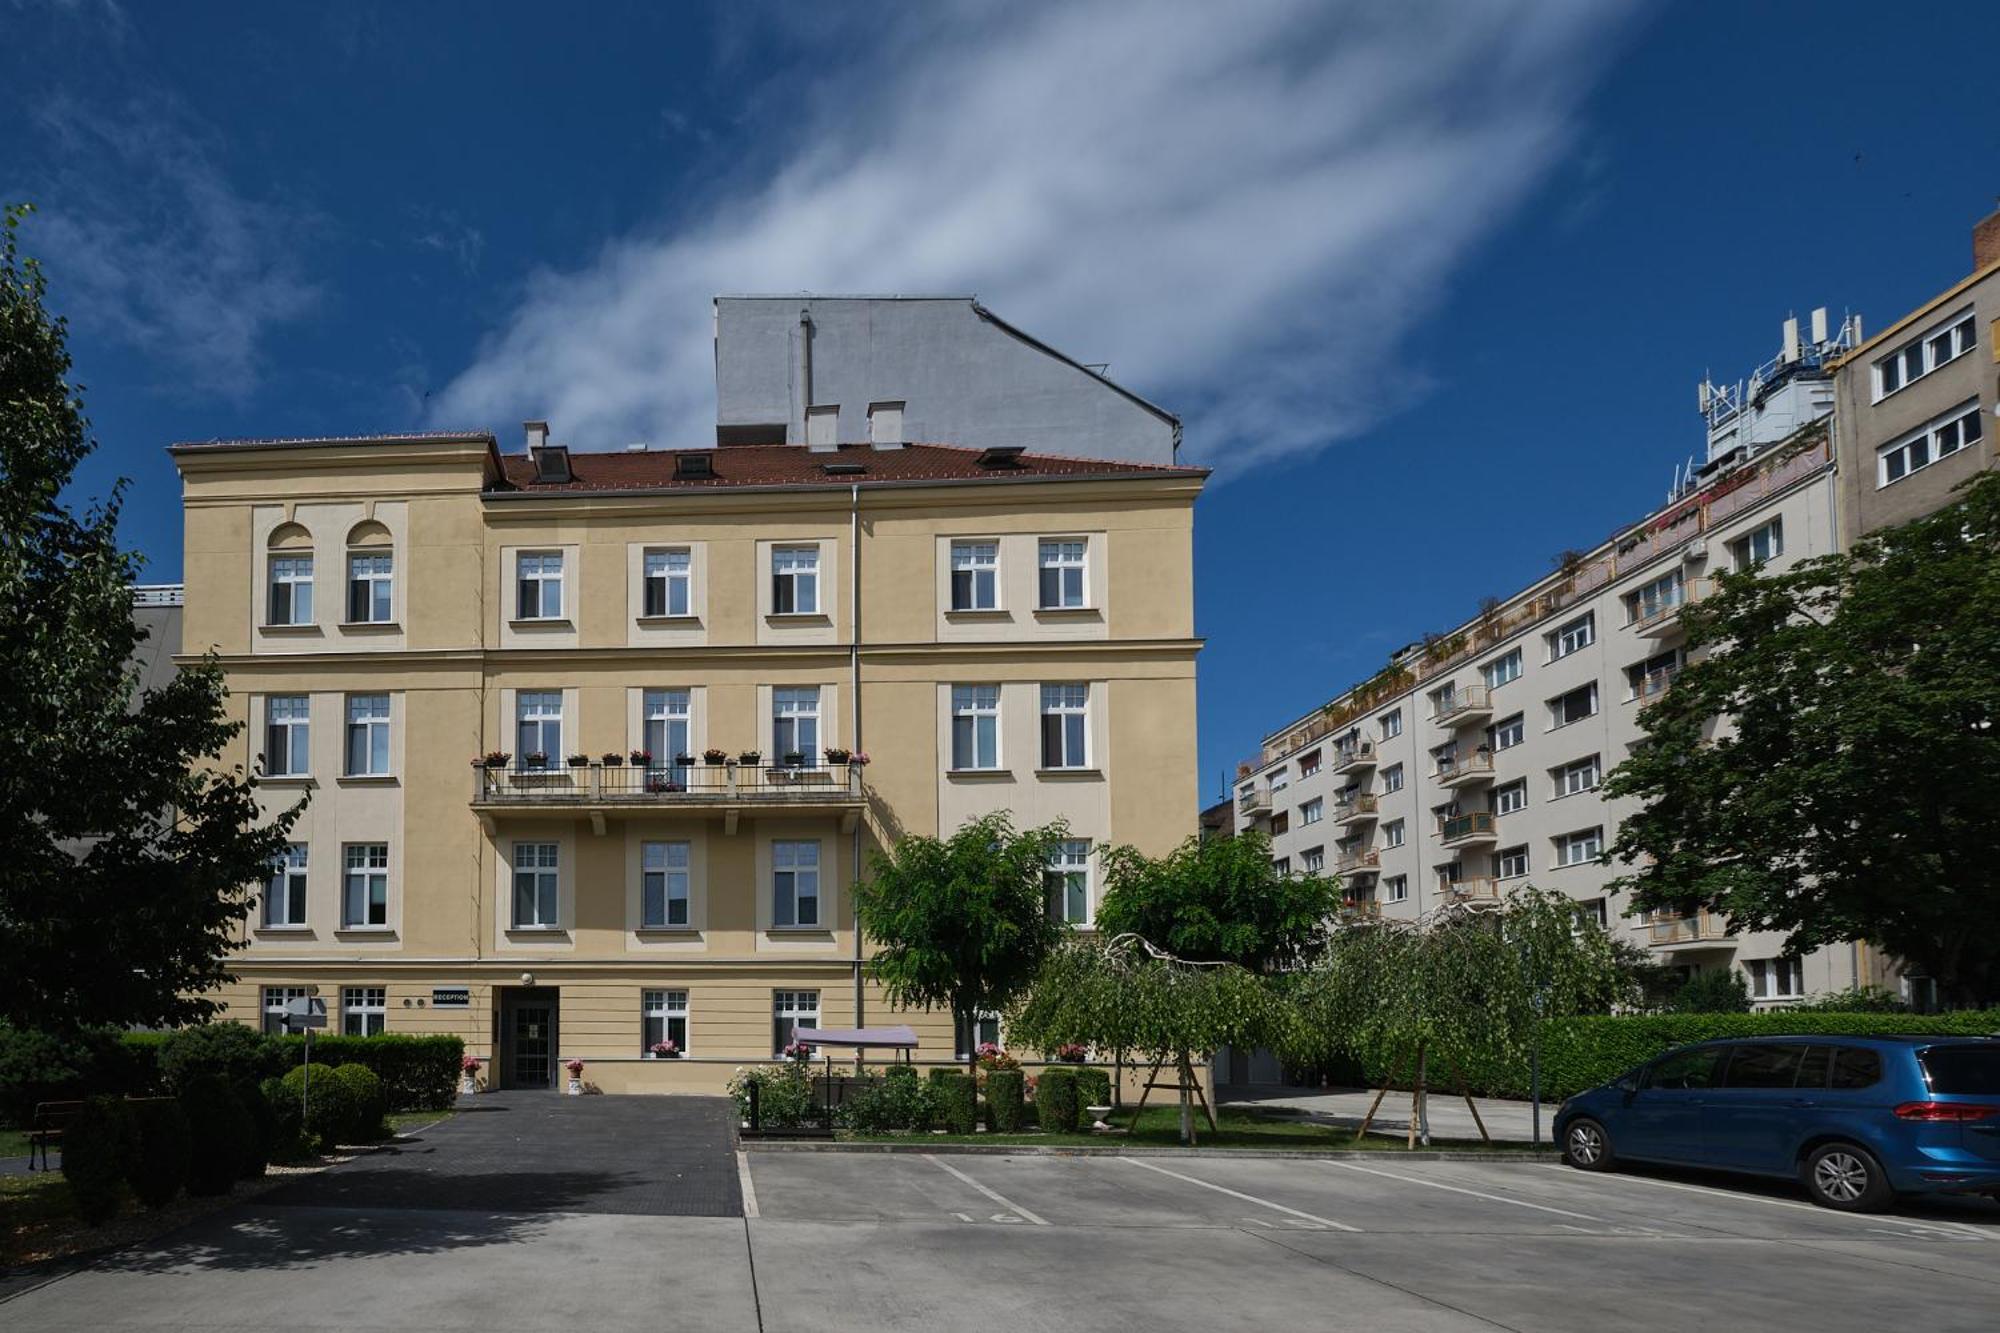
xmin=500 ymin=987 xmax=560 ymax=1090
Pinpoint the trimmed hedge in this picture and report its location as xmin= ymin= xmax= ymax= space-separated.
xmin=985 ymin=1069 xmax=1025 ymax=1132
xmin=180 ymin=1075 xmax=253 ymax=1197
xmin=272 ymin=1034 xmax=464 ymax=1113
xmin=331 ymin=1063 xmax=387 ymax=1143
xmin=160 ymin=1024 xmax=286 ymax=1092
xmin=125 ymin=1097 xmax=191 ymax=1209
xmin=1036 ymin=1067 xmax=1080 ymax=1133
xmin=932 ymin=1070 xmax=977 ymax=1135
xmin=62 ymin=1095 xmax=132 ymax=1225
xmin=1073 ymin=1067 xmax=1111 ymax=1111
xmin=0 ymin=1026 xmax=164 ymax=1127
xmin=282 ymin=1063 xmax=357 ymax=1151
xmin=261 ymin=1076 xmax=305 ymax=1161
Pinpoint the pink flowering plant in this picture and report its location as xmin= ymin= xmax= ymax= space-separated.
xmin=650 ymin=1040 xmax=680 ymax=1059
xmin=564 ymin=1058 xmax=585 ymax=1076
xmin=461 ymin=1055 xmax=483 ymax=1074
xmin=781 ymin=1041 xmax=812 ymax=1061
xmin=1055 ymin=1043 xmax=1089 ymax=1063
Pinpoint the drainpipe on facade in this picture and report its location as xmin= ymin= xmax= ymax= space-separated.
xmin=850 ymin=482 xmax=864 ymax=1067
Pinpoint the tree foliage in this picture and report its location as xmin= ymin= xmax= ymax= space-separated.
xmin=1093 ymin=829 xmax=1340 ymax=971
xmin=1605 ymin=471 xmax=2000 ymax=1006
xmin=1005 ymin=936 xmax=1295 ymax=1063
xmin=0 ymin=205 xmax=298 ymax=1032
xmin=853 ymin=812 xmax=1069 ymax=1058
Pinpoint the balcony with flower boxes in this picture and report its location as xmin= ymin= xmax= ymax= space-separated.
xmin=1436 ymin=811 xmax=1498 ymax=849
xmin=472 ymin=755 xmax=866 ymax=835
xmin=1431 ymin=685 xmax=1493 ymax=729
xmin=1332 ymin=792 xmax=1379 ymax=827
xmin=1646 ymin=908 xmax=1733 ymax=949
xmin=1433 ymin=750 xmax=1496 ymax=789
xmin=1334 ymin=847 xmax=1380 ymax=879
xmin=1332 ymin=741 xmax=1377 ymax=775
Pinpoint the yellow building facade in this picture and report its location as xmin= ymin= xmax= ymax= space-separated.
xmin=173 ymin=431 xmax=1205 ymax=1094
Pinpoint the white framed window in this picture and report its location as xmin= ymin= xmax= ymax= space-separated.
xmin=1554 ymin=827 xmax=1604 ymax=867
xmin=1047 ymin=839 xmax=1092 ymax=924
xmin=344 ymin=694 xmax=391 ymax=776
xmin=1481 ymin=649 xmax=1522 ymax=690
xmin=1878 ymin=401 xmax=1983 ymax=487
xmin=1040 ymin=683 xmax=1090 ymax=769
xmin=1431 ymin=743 xmax=1457 ymax=776
xmin=1272 ymin=856 xmax=1291 ymax=876
xmin=1488 ymin=714 xmax=1524 ymax=751
xmin=1624 ymin=570 xmax=1683 ymax=624
xmin=1554 ymin=755 xmax=1602 ymax=797
xmin=516 ymin=551 xmax=564 ymax=620
xmin=342 ymin=985 xmax=386 ymax=1037
xmin=1384 ymin=875 xmax=1408 ymax=904
xmin=261 ymin=985 xmax=310 ymax=1036
xmin=1037 ymin=538 xmax=1087 ymax=609
xmin=264 ymin=695 xmax=310 ymax=777
xmin=1381 ymin=763 xmax=1404 ymax=793
xmin=1300 ymin=797 xmax=1324 ymax=826
xmin=643 ymin=989 xmax=689 ymax=1055
xmin=342 ymin=843 xmax=389 ymax=927
xmin=641 ymin=841 xmax=691 ymax=928
xmin=772 ymin=686 xmax=821 ymax=765
xmin=1548 ymin=613 xmax=1594 ymax=661
xmin=1302 ymin=846 xmax=1325 ymax=874
xmin=265 ymin=844 xmax=308 ymax=927
xmin=1626 ymin=649 xmax=1682 ymax=701
xmin=346 ymin=551 xmax=392 ymax=624
xmin=949 ymin=541 xmax=999 ymax=611
xmin=1497 ymin=845 xmax=1529 ymax=879
xmin=1549 ymin=682 xmax=1598 ymax=729
xmin=954 ymin=1012 xmax=1003 ymax=1059
xmin=516 ymin=691 xmax=563 ymax=770
xmin=1874 ymin=311 xmax=1974 ymax=399
xmin=1436 ymin=862 xmax=1463 ymax=892
xmin=1428 ymin=683 xmax=1458 ymax=717
xmin=772 ymin=544 xmax=821 ymax=615
xmin=512 ymin=842 xmax=560 ymax=928
xmin=773 ymin=989 xmax=820 ymax=1053
xmin=950 ymin=685 xmax=1000 ymax=770
xmin=1383 ymin=819 xmax=1405 ymax=849
xmin=1730 ymin=519 xmax=1783 ymax=568
xmin=773 ymin=840 xmax=821 ymax=927
xmin=1748 ymin=957 xmax=1803 ymax=1000
xmin=1493 ymin=780 xmax=1527 ymax=815
xmin=1269 ymin=766 xmax=1290 ymax=793
xmin=643 ymin=688 xmax=691 ymax=774
xmin=1379 ymin=710 xmax=1403 ymax=740
xmin=268 ymin=555 xmax=314 ymax=626
xmin=642 ymin=548 xmax=692 ymax=618
xmin=1298 ymin=748 xmax=1322 ymax=778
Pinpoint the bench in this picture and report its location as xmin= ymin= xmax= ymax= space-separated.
xmin=29 ymin=1099 xmax=84 ymax=1172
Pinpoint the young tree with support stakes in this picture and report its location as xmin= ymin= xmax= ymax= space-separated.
xmin=852 ymin=812 xmax=1070 ymax=1090
xmin=1289 ymin=888 xmax=1628 ymax=1146
xmin=0 ymin=205 xmax=301 ymax=1034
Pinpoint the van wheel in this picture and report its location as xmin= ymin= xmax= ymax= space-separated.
xmin=1802 ymin=1143 xmax=1892 ymax=1212
xmin=1564 ymin=1118 xmax=1614 ymax=1171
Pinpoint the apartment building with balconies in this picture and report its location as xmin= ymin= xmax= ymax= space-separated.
xmin=1236 ymin=423 xmax=1891 ymax=1007
xmin=172 ymin=424 xmax=1204 ymax=1092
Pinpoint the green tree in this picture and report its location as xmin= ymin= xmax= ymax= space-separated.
xmin=1093 ymin=829 xmax=1341 ymax=971
xmin=853 ymin=812 xmax=1070 ymax=1084
xmin=1664 ymin=968 xmax=1751 ymax=1014
xmin=0 ymin=205 xmax=299 ymax=1032
xmin=1605 ymin=471 xmax=2000 ymax=1007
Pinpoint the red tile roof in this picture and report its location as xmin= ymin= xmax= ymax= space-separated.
xmin=488 ymin=442 xmax=1205 ymax=494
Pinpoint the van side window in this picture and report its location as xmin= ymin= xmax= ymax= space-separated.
xmin=1647 ymin=1047 xmax=1722 ymax=1090
xmin=1829 ymin=1047 xmax=1882 ymax=1089
xmin=1718 ymin=1043 xmax=1805 ymax=1089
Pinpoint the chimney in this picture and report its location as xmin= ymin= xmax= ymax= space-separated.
xmin=1976 ymin=206 xmax=2000 ymax=272
xmin=805 ymin=404 xmax=839 ymax=453
xmin=524 ymin=420 xmax=549 ymax=453
xmin=868 ymin=400 xmax=905 ymax=450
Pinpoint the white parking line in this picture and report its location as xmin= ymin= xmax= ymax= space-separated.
xmin=1317 ymin=1160 xmax=1608 ymax=1223
xmin=1558 ymin=1168 xmax=1997 ymax=1239
xmin=1119 ymin=1156 xmax=1362 ymax=1232
xmin=736 ymin=1151 xmax=760 ymax=1219
xmin=924 ymin=1155 xmax=1049 ymax=1226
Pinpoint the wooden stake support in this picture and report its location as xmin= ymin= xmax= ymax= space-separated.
xmin=1352 ymin=1050 xmax=1408 ymax=1144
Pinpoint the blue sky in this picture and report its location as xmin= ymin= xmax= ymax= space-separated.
xmin=5 ymin=1 xmax=1997 ymax=804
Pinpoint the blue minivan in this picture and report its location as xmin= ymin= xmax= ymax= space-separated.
xmin=1554 ymin=1035 xmax=2000 ymax=1210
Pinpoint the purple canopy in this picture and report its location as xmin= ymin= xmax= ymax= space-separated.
xmin=793 ymin=1025 xmax=919 ymax=1049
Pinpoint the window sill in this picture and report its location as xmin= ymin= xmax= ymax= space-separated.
xmin=636 ymin=926 xmax=701 ymax=938
xmin=506 ymin=925 xmax=568 ymax=936
xmin=1032 ymin=605 xmax=1100 ymax=618
xmin=765 ymin=612 xmax=831 ymax=625
xmin=253 ymin=925 xmax=314 ymax=936
xmin=944 ymin=608 xmax=1011 ymax=620
xmin=508 ymin=617 xmax=574 ymax=630
xmin=339 ymin=620 xmax=402 ymax=633
xmin=258 ymin=623 xmax=323 ymax=636
xmin=635 ymin=614 xmax=702 ymax=627
xmin=1547 ymin=787 xmax=1600 ymax=803
xmin=260 ymin=774 xmax=315 ymax=788
xmin=336 ymin=773 xmax=400 ymax=787
xmin=1035 ymin=767 xmax=1102 ymax=780
xmin=946 ymin=768 xmax=1014 ymax=781
xmin=765 ymin=925 xmax=832 ymax=936
xmin=335 ymin=926 xmax=396 ymax=937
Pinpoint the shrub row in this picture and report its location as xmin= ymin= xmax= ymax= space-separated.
xmin=928 ymin=1068 xmax=978 ymax=1135
xmin=1036 ymin=1067 xmax=1080 ymax=1133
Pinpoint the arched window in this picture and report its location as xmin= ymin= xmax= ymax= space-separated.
xmin=344 ymin=520 xmax=393 ymax=624
xmin=266 ymin=523 xmax=314 ymax=626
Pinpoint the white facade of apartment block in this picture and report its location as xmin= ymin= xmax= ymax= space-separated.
xmin=1236 ymin=431 xmax=1894 ymax=1009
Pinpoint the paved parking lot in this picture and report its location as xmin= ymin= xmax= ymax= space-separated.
xmin=6 ymin=1099 xmax=1998 ymax=1331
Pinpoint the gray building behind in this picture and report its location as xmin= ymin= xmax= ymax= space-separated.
xmin=713 ymin=296 xmax=1180 ymax=465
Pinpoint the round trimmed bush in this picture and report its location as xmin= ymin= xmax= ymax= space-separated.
xmin=1036 ymin=1067 xmax=1080 ymax=1134
xmin=235 ymin=1077 xmax=276 ymax=1177
xmin=179 ymin=1075 xmax=253 ymax=1196
xmin=124 ymin=1097 xmax=191 ymax=1209
xmin=61 ymin=1095 xmax=133 ymax=1225
xmin=281 ymin=1062 xmax=357 ymax=1151
xmin=330 ymin=1063 xmax=386 ymax=1143
xmin=261 ymin=1075 xmax=305 ymax=1161
xmin=984 ymin=1069 xmax=1025 ymax=1133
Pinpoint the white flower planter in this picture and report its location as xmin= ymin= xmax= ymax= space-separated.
xmin=567 ymin=1077 xmax=583 ymax=1095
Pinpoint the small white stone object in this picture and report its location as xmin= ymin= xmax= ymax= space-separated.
xmin=1086 ymin=1104 xmax=1114 ymax=1132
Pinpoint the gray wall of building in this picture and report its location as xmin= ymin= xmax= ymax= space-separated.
xmin=714 ymin=296 xmax=1179 ymax=464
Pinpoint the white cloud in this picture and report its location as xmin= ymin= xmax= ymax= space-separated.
xmin=431 ymin=0 xmax=1639 ymax=474
xmin=23 ymin=95 xmax=318 ymax=400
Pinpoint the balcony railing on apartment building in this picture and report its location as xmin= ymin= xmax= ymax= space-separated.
xmin=1338 ymin=898 xmax=1381 ymax=922
xmin=1434 ymin=751 xmax=1496 ymax=788
xmin=1647 ymin=908 xmax=1732 ymax=947
xmin=1331 ymin=741 xmax=1376 ymax=775
xmin=1436 ymin=811 xmax=1498 ymax=848
xmin=1334 ymin=848 xmax=1380 ymax=877
xmin=1439 ymin=877 xmax=1500 ymax=905
xmin=1430 ymin=685 xmax=1493 ymax=727
xmin=1237 ymin=786 xmax=1273 ymax=819
xmin=1332 ymin=793 xmax=1379 ymax=825
xmin=472 ymin=759 xmax=865 ymax=834
xmin=1631 ymin=580 xmax=1714 ymax=638
xmin=1632 ymin=665 xmax=1681 ymax=701
xmin=1245 ymin=433 xmax=1833 ymax=772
